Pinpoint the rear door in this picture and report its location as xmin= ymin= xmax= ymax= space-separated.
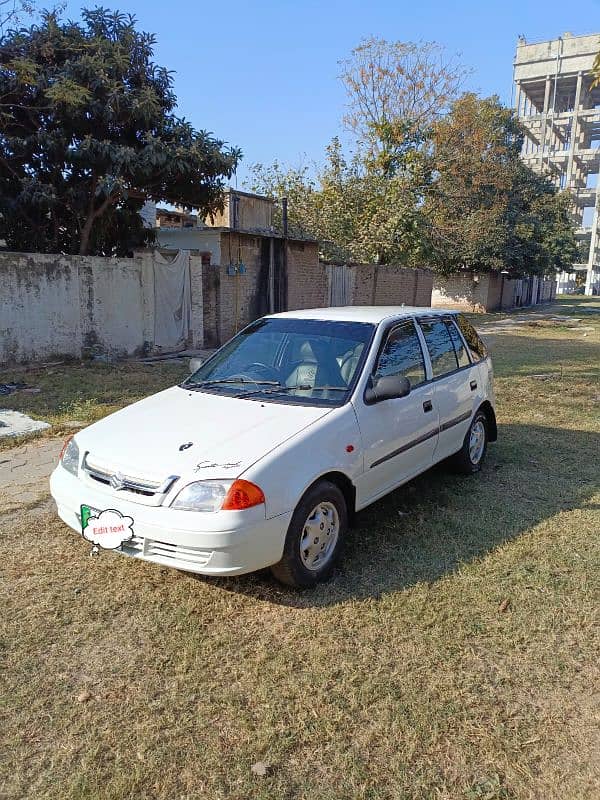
xmin=353 ymin=318 xmax=438 ymax=506
xmin=416 ymin=316 xmax=481 ymax=461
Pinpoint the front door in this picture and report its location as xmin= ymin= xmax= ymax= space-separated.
xmin=354 ymin=319 xmax=439 ymax=507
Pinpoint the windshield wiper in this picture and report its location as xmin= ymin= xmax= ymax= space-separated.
xmin=238 ymin=384 xmax=348 ymax=399
xmin=183 ymin=378 xmax=281 ymax=390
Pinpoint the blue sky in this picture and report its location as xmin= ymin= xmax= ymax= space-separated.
xmin=61 ymin=0 xmax=599 ymax=183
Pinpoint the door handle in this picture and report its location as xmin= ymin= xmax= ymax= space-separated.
xmin=423 ymin=400 xmax=433 ymax=413
xmin=470 ymin=380 xmax=478 ymax=391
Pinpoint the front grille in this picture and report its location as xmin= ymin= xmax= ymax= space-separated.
xmin=82 ymin=453 xmax=178 ymax=499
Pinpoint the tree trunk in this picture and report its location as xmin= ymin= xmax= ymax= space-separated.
xmin=79 ymin=216 xmax=94 ymax=255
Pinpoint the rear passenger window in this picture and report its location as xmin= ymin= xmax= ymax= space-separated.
xmin=374 ymin=320 xmax=426 ymax=389
xmin=456 ymin=314 xmax=487 ymax=362
xmin=419 ymin=319 xmax=459 ymax=378
xmin=446 ymin=319 xmax=471 ymax=368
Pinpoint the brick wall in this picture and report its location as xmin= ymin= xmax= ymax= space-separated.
xmin=201 ymin=232 xmax=265 ymax=346
xmin=432 ymin=273 xmax=496 ymax=312
xmin=286 ymin=241 xmax=326 ymax=310
xmin=326 ymin=264 xmax=433 ymax=306
xmin=371 ymin=265 xmax=433 ymax=306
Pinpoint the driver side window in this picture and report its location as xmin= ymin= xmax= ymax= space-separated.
xmin=374 ymin=321 xmax=426 ymax=389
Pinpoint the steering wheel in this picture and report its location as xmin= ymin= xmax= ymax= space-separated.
xmin=245 ymin=362 xmax=281 ymax=382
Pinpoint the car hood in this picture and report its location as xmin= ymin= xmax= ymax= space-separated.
xmin=75 ymin=386 xmax=332 ymax=482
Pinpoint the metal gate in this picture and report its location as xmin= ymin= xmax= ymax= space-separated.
xmin=327 ymin=264 xmax=354 ymax=306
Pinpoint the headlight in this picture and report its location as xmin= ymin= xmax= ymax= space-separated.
xmin=171 ymin=479 xmax=265 ymax=512
xmin=60 ymin=436 xmax=79 ymax=477
xmin=171 ymin=481 xmax=233 ymax=512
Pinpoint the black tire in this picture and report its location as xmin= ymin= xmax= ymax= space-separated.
xmin=451 ymin=410 xmax=488 ymax=474
xmin=271 ymin=480 xmax=347 ymax=588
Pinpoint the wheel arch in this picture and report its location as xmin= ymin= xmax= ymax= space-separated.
xmin=305 ymin=470 xmax=357 ymax=525
xmin=477 ymin=401 xmax=497 ymax=442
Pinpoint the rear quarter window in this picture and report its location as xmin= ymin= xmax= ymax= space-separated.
xmin=456 ymin=314 xmax=488 ymax=362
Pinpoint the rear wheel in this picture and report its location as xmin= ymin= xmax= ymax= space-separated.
xmin=271 ymin=480 xmax=347 ymax=588
xmin=452 ymin=411 xmax=488 ymax=474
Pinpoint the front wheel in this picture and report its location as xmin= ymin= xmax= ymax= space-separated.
xmin=271 ymin=481 xmax=347 ymax=588
xmin=452 ymin=411 xmax=488 ymax=474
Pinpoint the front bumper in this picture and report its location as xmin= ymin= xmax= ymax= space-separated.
xmin=49 ymin=466 xmax=291 ymax=576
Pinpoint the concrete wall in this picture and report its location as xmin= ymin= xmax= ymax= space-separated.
xmin=0 ymin=251 xmax=204 ymax=364
xmin=0 ymin=243 xmax=435 ymax=363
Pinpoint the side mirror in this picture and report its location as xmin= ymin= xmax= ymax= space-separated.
xmin=189 ymin=357 xmax=203 ymax=374
xmin=364 ymin=374 xmax=411 ymax=404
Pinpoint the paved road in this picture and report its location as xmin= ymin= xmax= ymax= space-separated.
xmin=0 ymin=438 xmax=63 ymax=513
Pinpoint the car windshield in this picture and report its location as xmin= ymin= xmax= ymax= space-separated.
xmin=182 ymin=317 xmax=375 ymax=406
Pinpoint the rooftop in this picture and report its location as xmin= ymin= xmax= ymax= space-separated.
xmin=268 ymin=306 xmax=455 ymax=324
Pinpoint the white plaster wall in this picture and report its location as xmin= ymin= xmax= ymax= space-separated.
xmin=0 ymin=250 xmax=201 ymax=364
xmin=0 ymin=253 xmax=82 ymax=362
xmin=155 ymin=227 xmax=222 ymax=264
xmin=78 ymin=257 xmax=145 ymax=355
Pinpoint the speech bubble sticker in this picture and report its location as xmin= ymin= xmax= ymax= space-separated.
xmin=82 ymin=509 xmax=134 ymax=550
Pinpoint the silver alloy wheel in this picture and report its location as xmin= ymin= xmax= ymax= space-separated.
xmin=469 ymin=419 xmax=486 ymax=464
xmin=299 ymin=501 xmax=340 ymax=571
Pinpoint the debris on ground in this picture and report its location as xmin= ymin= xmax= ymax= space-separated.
xmin=0 ymin=410 xmax=50 ymax=438
xmin=251 ymin=761 xmax=272 ymax=777
xmin=498 ymin=598 xmax=511 ymax=613
xmin=0 ymin=382 xmax=26 ymax=395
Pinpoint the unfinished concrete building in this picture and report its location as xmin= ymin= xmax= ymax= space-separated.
xmin=514 ymin=32 xmax=600 ymax=295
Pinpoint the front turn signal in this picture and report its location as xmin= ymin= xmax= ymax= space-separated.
xmin=221 ymin=479 xmax=265 ymax=511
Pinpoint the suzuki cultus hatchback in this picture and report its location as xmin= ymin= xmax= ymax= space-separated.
xmin=50 ymin=307 xmax=496 ymax=587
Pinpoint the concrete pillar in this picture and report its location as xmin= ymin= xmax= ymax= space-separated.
xmin=585 ymin=176 xmax=600 ymax=295
xmin=566 ymin=72 xmax=583 ymax=188
xmin=515 ymin=81 xmax=523 ymax=116
xmin=539 ymin=76 xmax=552 ymax=159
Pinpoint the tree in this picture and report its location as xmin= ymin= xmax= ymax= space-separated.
xmin=0 ymin=8 xmax=240 ymax=255
xmin=339 ymin=37 xmax=469 ymax=156
xmin=423 ymin=93 xmax=577 ymax=277
xmin=0 ymin=0 xmax=35 ymax=35
xmin=248 ymin=137 xmax=430 ymax=265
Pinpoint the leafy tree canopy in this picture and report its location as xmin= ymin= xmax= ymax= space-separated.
xmin=0 ymin=7 xmax=240 ymax=255
xmin=249 ymin=137 xmax=430 ymax=266
xmin=423 ymin=93 xmax=578 ymax=277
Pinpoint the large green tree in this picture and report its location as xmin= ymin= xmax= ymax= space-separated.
xmin=423 ymin=93 xmax=577 ymax=277
xmin=0 ymin=8 xmax=240 ymax=255
xmin=249 ymin=135 xmax=431 ymax=266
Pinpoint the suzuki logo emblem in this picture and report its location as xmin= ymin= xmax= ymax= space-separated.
xmin=110 ymin=472 xmax=126 ymax=491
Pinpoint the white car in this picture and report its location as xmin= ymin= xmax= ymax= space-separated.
xmin=50 ymin=307 xmax=496 ymax=588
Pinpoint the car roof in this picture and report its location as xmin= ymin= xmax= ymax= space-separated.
xmin=266 ymin=306 xmax=458 ymax=325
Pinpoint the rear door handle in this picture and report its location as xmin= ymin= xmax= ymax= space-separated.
xmin=423 ymin=400 xmax=433 ymax=413
xmin=470 ymin=380 xmax=478 ymax=391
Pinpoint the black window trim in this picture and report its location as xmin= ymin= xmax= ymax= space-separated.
xmin=414 ymin=313 xmax=481 ymax=384
xmin=365 ymin=317 xmax=429 ymax=401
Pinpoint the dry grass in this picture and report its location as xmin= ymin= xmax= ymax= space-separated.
xmin=0 ymin=360 xmax=187 ymax=450
xmin=1 ymin=297 xmax=599 ymax=799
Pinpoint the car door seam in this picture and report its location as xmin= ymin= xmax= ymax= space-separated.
xmin=369 ymin=410 xmax=472 ymax=469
